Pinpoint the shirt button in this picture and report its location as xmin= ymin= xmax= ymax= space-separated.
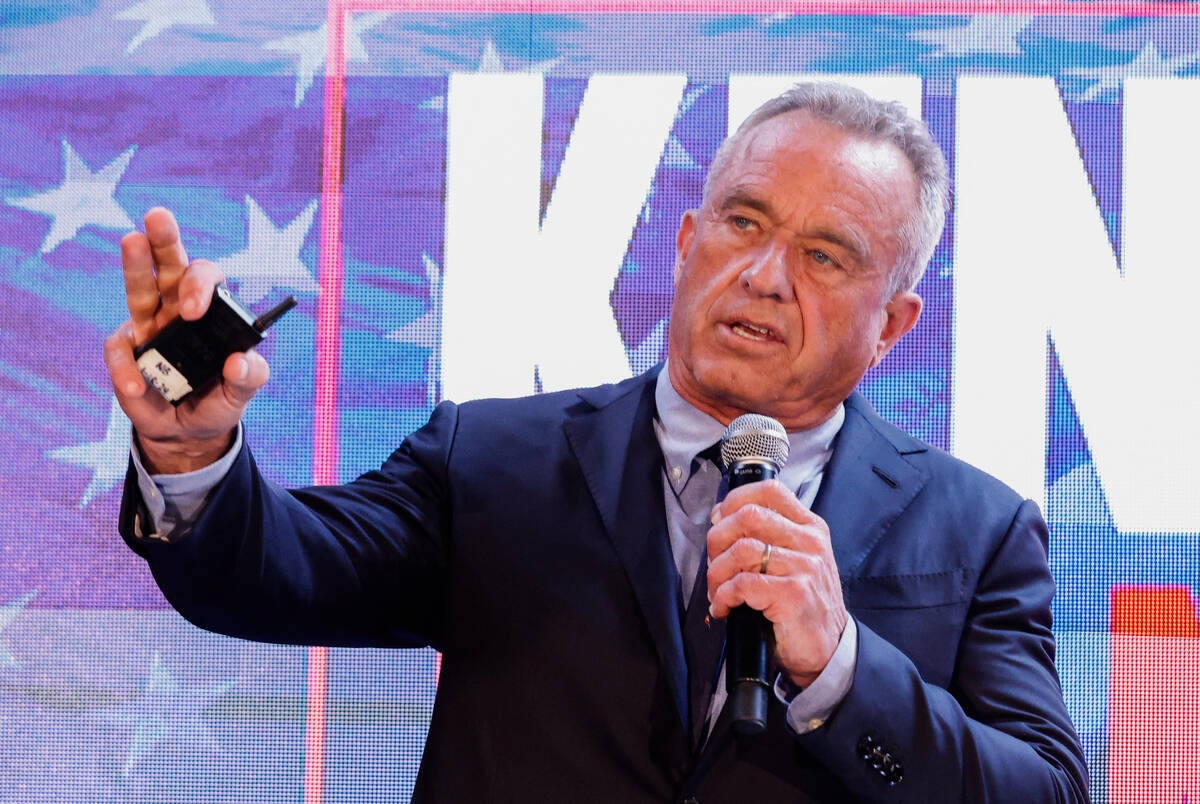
xmin=672 ymin=466 xmax=683 ymax=480
xmin=807 ymin=717 xmax=824 ymax=731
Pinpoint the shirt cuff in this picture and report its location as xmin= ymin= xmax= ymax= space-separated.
xmin=774 ymin=616 xmax=858 ymax=734
xmin=130 ymin=424 xmax=243 ymax=543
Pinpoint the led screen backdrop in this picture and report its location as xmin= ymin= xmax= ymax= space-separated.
xmin=1 ymin=0 xmax=1198 ymax=801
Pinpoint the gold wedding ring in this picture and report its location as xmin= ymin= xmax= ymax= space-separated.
xmin=759 ymin=543 xmax=773 ymax=574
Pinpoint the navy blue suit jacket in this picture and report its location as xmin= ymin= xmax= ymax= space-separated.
xmin=120 ymin=367 xmax=1088 ymax=802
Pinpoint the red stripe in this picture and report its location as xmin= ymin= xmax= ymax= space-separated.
xmin=315 ymin=2 xmax=347 ymax=489
xmin=1109 ymin=585 xmax=1200 ymax=799
xmin=1111 ymin=585 xmax=1200 ymax=638
xmin=342 ymin=0 xmax=1200 ymax=16
xmin=303 ymin=646 xmax=330 ymax=803
xmin=305 ymin=0 xmax=350 ymax=801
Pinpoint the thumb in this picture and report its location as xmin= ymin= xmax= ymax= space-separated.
xmin=222 ymin=349 xmax=270 ymax=408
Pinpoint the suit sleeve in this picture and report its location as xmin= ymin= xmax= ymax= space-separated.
xmin=795 ymin=499 xmax=1090 ymax=802
xmin=117 ymin=400 xmax=460 ymax=651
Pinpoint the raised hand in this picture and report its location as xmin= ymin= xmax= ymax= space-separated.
xmin=104 ymin=207 xmax=270 ymax=473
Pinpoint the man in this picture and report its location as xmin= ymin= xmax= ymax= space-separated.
xmin=107 ymin=83 xmax=1088 ymax=801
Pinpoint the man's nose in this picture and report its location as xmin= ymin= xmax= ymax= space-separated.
xmin=738 ymin=240 xmax=794 ymax=301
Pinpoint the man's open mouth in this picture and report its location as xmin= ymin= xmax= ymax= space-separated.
xmin=731 ymin=322 xmax=777 ymax=342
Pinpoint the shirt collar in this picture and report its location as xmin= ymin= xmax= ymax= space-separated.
xmin=654 ymin=360 xmax=845 ymax=491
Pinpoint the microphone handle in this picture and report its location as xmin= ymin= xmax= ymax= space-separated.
xmin=725 ymin=460 xmax=777 ymax=735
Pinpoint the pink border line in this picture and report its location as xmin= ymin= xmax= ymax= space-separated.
xmin=302 ymin=646 xmax=330 ymax=804
xmin=340 ymin=0 xmax=1200 ymax=16
xmin=308 ymin=0 xmax=1199 ymax=798
xmin=315 ymin=3 xmax=347 ymax=490
xmin=305 ymin=0 xmax=348 ymax=801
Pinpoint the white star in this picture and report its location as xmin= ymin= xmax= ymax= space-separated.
xmin=97 ymin=651 xmax=234 ymax=779
xmin=477 ymin=39 xmax=506 ymax=73
xmin=384 ymin=253 xmax=442 ymax=348
xmin=264 ymin=12 xmax=391 ymax=108
xmin=46 ymin=396 xmax=131 ymax=509
xmin=1065 ymin=42 xmax=1200 ymax=101
xmin=1047 ymin=461 xmax=1112 ymax=529
xmin=417 ymin=38 xmax=557 ymax=110
xmin=628 ymin=316 xmax=669 ymax=375
xmin=0 ymin=591 xmax=37 ymax=671
xmin=476 ymin=38 xmax=559 ymax=74
xmin=7 ymin=140 xmax=136 ymax=254
xmin=678 ymin=85 xmax=708 ymax=117
xmin=662 ymin=136 xmax=700 ymax=171
xmin=113 ymin=0 xmax=216 ymax=56
xmin=384 ymin=253 xmax=442 ymax=406
xmin=216 ymin=196 xmax=319 ymax=304
xmin=910 ymin=15 xmax=1032 ymax=59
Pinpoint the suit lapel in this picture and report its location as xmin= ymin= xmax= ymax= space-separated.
xmin=563 ymin=369 xmax=690 ymax=734
xmin=812 ymin=393 xmax=929 ymax=578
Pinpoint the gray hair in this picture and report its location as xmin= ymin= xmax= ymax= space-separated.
xmin=703 ymin=82 xmax=950 ymax=295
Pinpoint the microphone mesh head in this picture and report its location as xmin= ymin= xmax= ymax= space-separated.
xmin=720 ymin=414 xmax=789 ymax=471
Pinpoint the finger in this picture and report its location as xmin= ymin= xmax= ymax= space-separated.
xmin=707 ymin=503 xmax=804 ymax=559
xmin=143 ymin=207 xmax=190 ymax=306
xmin=177 ymin=259 xmax=226 ymax=320
xmin=707 ymin=536 xmax=765 ymax=586
xmin=104 ymin=322 xmax=147 ymax=398
xmin=121 ymin=231 xmax=162 ymax=342
xmin=712 ymin=479 xmax=823 ymax=528
xmin=710 ymin=569 xmax=831 ymax=622
xmin=221 ymin=348 xmax=270 ymax=407
xmin=708 ymin=542 xmax=817 ymax=609
xmin=709 ymin=572 xmax=785 ymax=620
xmin=707 ymin=537 xmax=793 ymax=586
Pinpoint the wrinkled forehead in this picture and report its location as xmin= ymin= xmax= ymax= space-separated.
xmin=706 ymin=109 xmax=917 ymax=209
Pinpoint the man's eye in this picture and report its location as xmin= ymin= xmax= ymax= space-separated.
xmin=811 ymin=249 xmax=835 ymax=266
xmin=730 ymin=215 xmax=755 ymax=230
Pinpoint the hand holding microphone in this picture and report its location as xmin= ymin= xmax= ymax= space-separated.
xmin=707 ymin=413 xmax=849 ymax=733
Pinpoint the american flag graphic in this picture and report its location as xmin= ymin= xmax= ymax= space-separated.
xmin=1 ymin=1 xmax=1199 ymax=800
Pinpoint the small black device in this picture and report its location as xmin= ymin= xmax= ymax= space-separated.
xmin=134 ymin=284 xmax=297 ymax=405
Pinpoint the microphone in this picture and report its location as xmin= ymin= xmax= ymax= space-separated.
xmin=719 ymin=413 xmax=790 ymax=735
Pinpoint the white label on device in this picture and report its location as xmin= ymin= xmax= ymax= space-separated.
xmin=136 ymin=348 xmax=193 ymax=402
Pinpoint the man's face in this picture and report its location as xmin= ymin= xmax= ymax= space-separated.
xmin=667 ymin=110 xmax=924 ymax=430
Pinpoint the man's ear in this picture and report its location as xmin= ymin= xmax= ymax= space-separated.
xmin=674 ymin=210 xmax=697 ymax=285
xmin=871 ymin=290 xmax=923 ymax=368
